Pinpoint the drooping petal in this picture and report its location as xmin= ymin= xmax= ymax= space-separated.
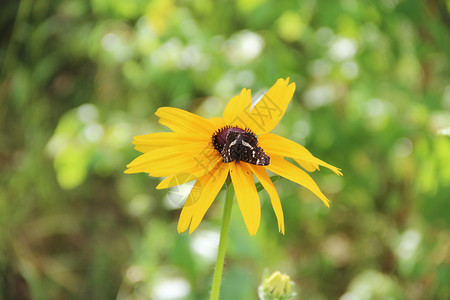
xmin=265 ymin=155 xmax=331 ymax=207
xmin=223 ymin=88 xmax=252 ymax=128
xmin=259 ymin=133 xmax=342 ymax=175
xmin=248 ymin=165 xmax=285 ymax=234
xmin=312 ymin=157 xmax=343 ymax=176
xmin=293 ymin=159 xmax=319 ymax=173
xmin=237 ymin=78 xmax=296 ymax=135
xmin=132 ymin=132 xmax=207 ymax=153
xmin=157 ymin=173 xmax=197 ymax=190
xmin=189 ymin=163 xmax=229 ymax=233
xmin=177 ymin=179 xmax=203 ymax=233
xmin=230 ymin=163 xmax=261 ymax=236
xmin=157 ymin=173 xmax=197 ymax=189
xmin=177 ymin=162 xmax=228 ymax=233
xmin=156 ymin=157 xmax=222 ymax=189
xmin=155 ymin=107 xmax=216 ymax=136
xmin=259 ymin=133 xmax=318 ymax=168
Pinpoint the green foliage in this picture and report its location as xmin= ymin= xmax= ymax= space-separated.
xmin=1 ymin=0 xmax=449 ymax=299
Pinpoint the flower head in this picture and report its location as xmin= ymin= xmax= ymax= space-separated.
xmin=125 ymin=78 xmax=342 ymax=236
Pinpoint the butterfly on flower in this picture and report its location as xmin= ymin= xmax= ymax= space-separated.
xmin=212 ymin=126 xmax=270 ymax=166
xmin=125 ymin=78 xmax=342 ymax=235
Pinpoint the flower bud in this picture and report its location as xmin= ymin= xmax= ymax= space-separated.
xmin=258 ymin=270 xmax=296 ymax=300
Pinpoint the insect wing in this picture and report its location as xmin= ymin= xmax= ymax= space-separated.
xmin=221 ymin=142 xmax=235 ymax=163
xmin=252 ymin=147 xmax=271 ymax=166
xmin=240 ymin=132 xmax=258 ymax=147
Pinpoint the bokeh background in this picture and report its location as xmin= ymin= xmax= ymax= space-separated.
xmin=1 ymin=0 xmax=449 ymax=299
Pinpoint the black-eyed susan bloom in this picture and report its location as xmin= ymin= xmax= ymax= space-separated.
xmin=125 ymin=78 xmax=342 ymax=236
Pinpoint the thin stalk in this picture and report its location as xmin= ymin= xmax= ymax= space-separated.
xmin=210 ymin=180 xmax=234 ymax=300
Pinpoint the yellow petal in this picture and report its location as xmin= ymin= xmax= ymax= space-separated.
xmin=157 ymin=173 xmax=197 ymax=189
xmin=177 ymin=162 xmax=228 ymax=233
xmin=248 ymin=165 xmax=285 ymax=234
xmin=259 ymin=133 xmax=319 ymax=170
xmin=265 ymin=155 xmax=330 ymax=207
xmin=313 ymin=157 xmax=343 ymax=176
xmin=208 ymin=117 xmax=227 ymax=130
xmin=260 ymin=133 xmax=342 ymax=175
xmin=293 ymin=158 xmax=319 ymax=172
xmin=126 ymin=142 xmax=205 ymax=168
xmin=132 ymin=132 xmax=207 ymax=153
xmin=125 ymin=153 xmax=197 ymax=176
xmin=155 ymin=107 xmax=216 ymax=136
xmin=156 ymin=157 xmax=222 ymax=189
xmin=177 ymin=179 xmax=203 ymax=233
xmin=230 ymin=163 xmax=261 ymax=236
xmin=237 ymin=78 xmax=295 ymax=135
xmin=189 ymin=163 xmax=229 ymax=233
xmin=223 ymin=88 xmax=252 ymax=128
xmin=125 ymin=143 xmax=221 ymax=177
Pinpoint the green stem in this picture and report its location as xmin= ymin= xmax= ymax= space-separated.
xmin=210 ymin=180 xmax=234 ymax=300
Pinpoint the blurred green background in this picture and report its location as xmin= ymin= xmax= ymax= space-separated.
xmin=1 ymin=0 xmax=449 ymax=299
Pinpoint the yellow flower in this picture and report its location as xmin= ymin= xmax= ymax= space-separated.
xmin=125 ymin=78 xmax=342 ymax=236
